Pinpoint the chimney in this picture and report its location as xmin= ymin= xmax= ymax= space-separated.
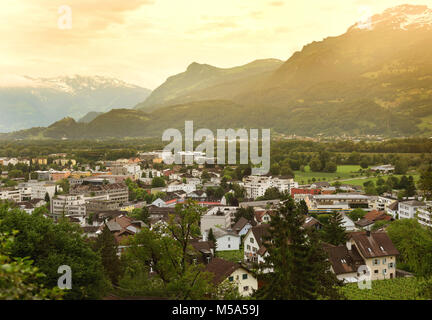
xmin=366 ymin=230 xmax=371 ymax=237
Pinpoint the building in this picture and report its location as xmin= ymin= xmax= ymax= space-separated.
xmin=50 ymin=194 xmax=86 ymax=221
xmin=53 ymin=159 xmax=76 ymax=166
xmin=243 ymin=224 xmax=270 ymax=265
xmin=167 ymin=181 xmax=196 ymax=193
xmin=211 ymin=227 xmax=241 ymax=251
xmin=325 ymin=231 xmax=399 ymax=282
xmin=200 ymin=206 xmax=237 ymax=235
xmin=376 ymin=196 xmax=398 ymax=213
xmin=243 ymin=175 xmax=297 ymax=199
xmin=69 ymin=182 xmax=129 ymax=204
xmin=398 ymin=200 xmax=426 ymax=220
xmin=205 ymin=258 xmax=258 ymax=297
xmin=0 ymin=187 xmax=22 ymax=202
xmin=232 ymin=217 xmax=253 ymax=236
xmin=355 ymin=210 xmax=392 ymax=230
xmin=310 ymin=194 xmax=371 ymax=212
xmin=17 ymin=199 xmax=47 ymax=214
xmin=417 ymin=204 xmax=432 ymax=228
xmin=370 ymin=164 xmax=395 ymax=173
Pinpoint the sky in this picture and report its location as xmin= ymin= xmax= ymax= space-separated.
xmin=0 ymin=0 xmax=431 ymax=89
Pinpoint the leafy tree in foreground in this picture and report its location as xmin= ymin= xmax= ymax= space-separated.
xmin=0 ymin=231 xmax=64 ymax=300
xmin=0 ymin=202 xmax=110 ymax=299
xmin=387 ymin=219 xmax=432 ymax=277
xmin=121 ymin=200 xmax=214 ymax=299
xmin=255 ymin=198 xmax=343 ymax=300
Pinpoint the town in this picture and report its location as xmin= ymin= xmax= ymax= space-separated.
xmin=1 ymin=139 xmax=431 ymax=300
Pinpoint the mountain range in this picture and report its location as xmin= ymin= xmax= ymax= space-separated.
xmin=0 ymin=75 xmax=151 ymax=132
xmin=2 ymin=4 xmax=432 ymax=139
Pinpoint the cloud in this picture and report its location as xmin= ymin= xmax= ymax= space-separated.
xmin=269 ymin=1 xmax=285 ymax=7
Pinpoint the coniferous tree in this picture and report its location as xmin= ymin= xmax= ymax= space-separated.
xmin=321 ymin=212 xmax=347 ymax=246
xmin=256 ymin=198 xmax=343 ymax=300
xmin=93 ymin=225 xmax=122 ymax=285
xmin=208 ymin=228 xmax=217 ymax=250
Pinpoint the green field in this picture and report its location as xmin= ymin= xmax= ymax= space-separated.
xmin=216 ymin=250 xmax=244 ymax=263
xmin=341 ymin=173 xmax=420 ymax=186
xmin=341 ymin=277 xmax=422 ymax=300
xmin=294 ymin=165 xmax=363 ymax=185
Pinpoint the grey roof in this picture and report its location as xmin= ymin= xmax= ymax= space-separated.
xmin=212 ymin=227 xmax=239 ymax=238
xmin=401 ymin=200 xmax=426 ymax=207
xmin=106 ymin=221 xmax=121 ymax=232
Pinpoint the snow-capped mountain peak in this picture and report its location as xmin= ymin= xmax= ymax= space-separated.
xmin=22 ymin=75 xmax=142 ymax=94
xmin=351 ymin=4 xmax=432 ymax=32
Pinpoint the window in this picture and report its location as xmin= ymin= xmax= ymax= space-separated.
xmin=373 ymin=259 xmax=379 ymax=265
xmin=243 ymin=286 xmax=249 ymax=292
xmin=229 ymin=276 xmax=234 ymax=282
xmin=383 ymin=269 xmax=387 ymax=274
xmin=374 ymin=270 xmax=379 ymax=274
xmin=388 ymin=263 xmax=394 ymax=268
xmin=228 ymin=244 xmax=231 ymax=248
xmin=242 ymin=274 xmax=248 ymax=280
xmin=247 ymin=245 xmax=251 ymax=250
xmin=383 ymin=258 xmax=386 ymax=263
xmin=228 ymin=237 xmax=230 ymax=241
xmin=250 ymin=238 xmax=254 ymax=243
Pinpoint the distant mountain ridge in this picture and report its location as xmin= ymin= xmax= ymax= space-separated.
xmin=135 ymin=58 xmax=283 ymax=112
xmin=2 ymin=4 xmax=432 ymax=139
xmin=0 ymin=75 xmax=151 ymax=132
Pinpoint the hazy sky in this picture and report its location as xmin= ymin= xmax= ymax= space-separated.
xmin=1 ymin=0 xmax=430 ymax=89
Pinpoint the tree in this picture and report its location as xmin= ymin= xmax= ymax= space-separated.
xmin=234 ymin=207 xmax=255 ymax=223
xmin=0 ymin=231 xmax=64 ymax=300
xmin=129 ymin=207 xmax=150 ymax=225
xmin=418 ymin=165 xmax=432 ymax=200
xmin=321 ymin=212 xmax=347 ymax=246
xmin=260 ymin=187 xmax=282 ymax=200
xmin=208 ymin=228 xmax=216 ymax=248
xmin=309 ymin=158 xmax=322 ymax=172
xmin=360 ymin=159 xmax=369 ymax=169
xmin=324 ymin=161 xmax=337 ymax=173
xmin=394 ymin=159 xmax=408 ymax=175
xmin=255 ymin=198 xmax=343 ymax=300
xmin=0 ymin=202 xmax=110 ymax=299
xmin=92 ymin=225 xmax=122 ymax=285
xmin=270 ymin=163 xmax=280 ymax=176
xmin=387 ymin=219 xmax=432 ymax=277
xmin=348 ymin=208 xmax=366 ymax=222
xmin=121 ymin=200 xmax=214 ymax=299
xmin=151 ymin=176 xmax=166 ymax=187
xmin=44 ymin=192 xmax=50 ymax=203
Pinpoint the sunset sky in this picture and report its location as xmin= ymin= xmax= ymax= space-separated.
xmin=1 ymin=0 xmax=430 ymax=89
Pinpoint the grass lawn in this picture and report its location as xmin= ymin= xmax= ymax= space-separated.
xmin=216 ymin=249 xmax=244 ymax=263
xmin=342 ymin=173 xmax=420 ymax=187
xmin=294 ymin=165 xmax=363 ymax=184
xmin=341 ymin=277 xmax=422 ymax=300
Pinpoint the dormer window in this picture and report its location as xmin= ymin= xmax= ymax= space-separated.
xmin=380 ymin=246 xmax=385 ymax=251
xmin=368 ymin=248 xmax=372 ymax=253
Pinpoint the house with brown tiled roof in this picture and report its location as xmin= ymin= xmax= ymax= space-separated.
xmin=232 ymin=217 xmax=253 ymax=236
xmin=205 ymin=258 xmax=258 ymax=297
xmin=355 ymin=210 xmax=392 ymax=230
xmin=325 ymin=231 xmax=399 ymax=282
xmin=243 ymin=224 xmax=270 ymax=266
xmin=100 ymin=214 xmax=147 ymax=255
